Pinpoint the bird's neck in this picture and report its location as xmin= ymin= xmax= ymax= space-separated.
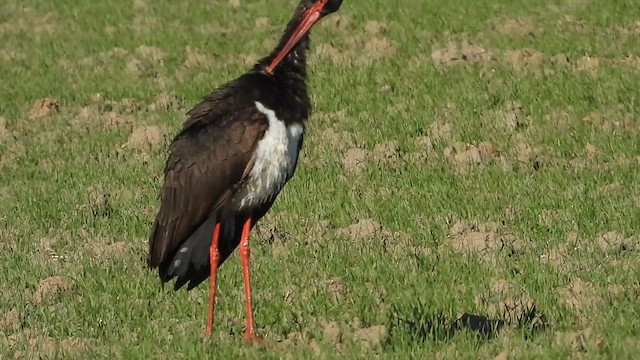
xmin=257 ymin=17 xmax=310 ymax=80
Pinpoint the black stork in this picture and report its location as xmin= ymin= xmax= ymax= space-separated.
xmin=147 ymin=0 xmax=344 ymax=343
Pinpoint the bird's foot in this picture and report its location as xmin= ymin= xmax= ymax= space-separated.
xmin=243 ymin=331 xmax=267 ymax=348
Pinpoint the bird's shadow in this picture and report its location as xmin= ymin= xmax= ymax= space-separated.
xmin=385 ymin=300 xmax=548 ymax=346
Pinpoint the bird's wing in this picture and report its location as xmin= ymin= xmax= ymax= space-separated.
xmin=147 ymin=97 xmax=268 ymax=268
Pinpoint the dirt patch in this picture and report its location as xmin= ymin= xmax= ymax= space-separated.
xmin=558 ymin=278 xmax=603 ymax=312
xmin=59 ymin=337 xmax=93 ymax=356
xmin=85 ymin=240 xmax=128 ymax=260
xmin=327 ymin=277 xmax=349 ymax=303
xmin=430 ymin=121 xmax=454 ymax=141
xmin=0 ymin=11 xmax=57 ymax=37
xmin=148 ymin=92 xmax=184 ymax=112
xmin=447 ymin=220 xmax=528 ymax=262
xmin=0 ymin=49 xmax=26 ymax=62
xmin=228 ymin=0 xmax=241 ymax=8
xmin=576 ymin=55 xmax=600 ymax=74
xmin=555 ymin=327 xmax=604 ymax=352
xmin=323 ymin=320 xmax=343 ymax=344
xmin=33 ymin=276 xmax=72 ymax=304
xmin=322 ymin=129 xmax=357 ymax=151
xmin=583 ymin=109 xmax=636 ymax=135
xmin=475 ymin=278 xmax=536 ymax=325
xmin=504 ymin=48 xmax=545 ymax=70
xmin=340 ymin=218 xmax=391 ymax=241
xmin=321 ymin=14 xmax=350 ymax=31
xmin=183 ymin=46 xmax=215 ymax=68
xmin=314 ymin=35 xmax=395 ymax=65
xmin=363 ymin=37 xmax=396 ymax=60
xmin=494 ymin=17 xmax=536 ymax=37
xmin=0 ymin=117 xmax=10 ymax=139
xmin=126 ymin=58 xmax=153 ymax=78
xmin=499 ymin=101 xmax=529 ymax=132
xmin=355 ymin=325 xmax=387 ymax=349
xmin=28 ymin=98 xmax=59 ymax=119
xmin=7 ymin=330 xmax=56 ymax=358
xmin=125 ymin=125 xmax=166 ymax=150
xmin=341 ymin=148 xmax=369 ymax=175
xmin=431 ymin=40 xmax=495 ymax=66
xmin=136 ymin=45 xmax=165 ymax=63
xmin=443 ymin=141 xmax=501 ymax=174
xmin=596 ymin=231 xmax=638 ymax=252
xmin=364 ymin=20 xmax=388 ymax=35
xmin=372 ymin=140 xmax=401 ymax=165
xmin=1 ymin=308 xmax=21 ymax=331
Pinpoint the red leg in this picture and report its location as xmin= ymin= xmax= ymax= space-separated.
xmin=240 ymin=216 xmax=264 ymax=344
xmin=205 ymin=222 xmax=221 ymax=337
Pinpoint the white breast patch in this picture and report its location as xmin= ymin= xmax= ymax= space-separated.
xmin=237 ymin=101 xmax=304 ymax=209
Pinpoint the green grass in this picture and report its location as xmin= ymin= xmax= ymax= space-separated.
xmin=1 ymin=0 xmax=640 ymax=358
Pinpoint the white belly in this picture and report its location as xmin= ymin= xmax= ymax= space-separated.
xmin=236 ymin=101 xmax=304 ymax=210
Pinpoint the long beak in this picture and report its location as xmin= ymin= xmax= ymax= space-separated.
xmin=266 ymin=0 xmax=326 ymax=74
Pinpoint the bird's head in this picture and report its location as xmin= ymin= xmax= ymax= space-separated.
xmin=266 ymin=0 xmax=344 ymax=74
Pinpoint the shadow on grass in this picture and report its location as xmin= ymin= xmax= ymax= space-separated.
xmin=385 ymin=299 xmax=548 ymax=347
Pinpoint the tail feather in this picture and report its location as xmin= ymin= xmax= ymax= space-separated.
xmin=158 ymin=214 xmax=241 ymax=291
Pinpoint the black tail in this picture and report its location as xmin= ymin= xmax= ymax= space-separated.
xmin=158 ymin=214 xmax=241 ymax=291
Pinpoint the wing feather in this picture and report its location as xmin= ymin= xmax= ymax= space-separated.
xmin=148 ymin=102 xmax=268 ymax=268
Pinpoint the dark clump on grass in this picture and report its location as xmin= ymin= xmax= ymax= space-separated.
xmin=385 ymin=299 xmax=549 ymax=348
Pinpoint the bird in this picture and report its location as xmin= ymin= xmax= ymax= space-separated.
xmin=147 ymin=0 xmax=344 ymax=343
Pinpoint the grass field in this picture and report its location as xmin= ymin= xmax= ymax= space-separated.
xmin=1 ymin=0 xmax=640 ymax=358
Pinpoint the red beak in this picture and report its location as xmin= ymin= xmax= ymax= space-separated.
xmin=266 ymin=0 xmax=326 ymax=74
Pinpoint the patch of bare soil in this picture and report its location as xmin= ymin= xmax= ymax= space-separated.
xmin=583 ymin=108 xmax=637 ymax=135
xmin=321 ymin=129 xmax=357 ymax=151
xmin=575 ymin=55 xmax=600 ymax=74
xmin=494 ymin=352 xmax=509 ymax=360
xmin=1 ymin=308 xmax=21 ymax=332
xmin=557 ymin=278 xmax=603 ymax=312
xmin=341 ymin=148 xmax=369 ymax=175
xmin=0 ymin=10 xmax=57 ymax=37
xmin=510 ymin=141 xmax=555 ymax=171
xmin=32 ymin=276 xmax=72 ymax=304
xmin=555 ymin=327 xmax=604 ymax=352
xmin=320 ymin=14 xmax=350 ymax=31
xmin=30 ymin=237 xmax=64 ymax=268
xmin=136 ymin=45 xmax=165 ymax=63
xmin=364 ymin=37 xmax=396 ymax=60
xmin=364 ymin=20 xmax=388 ymax=35
xmin=228 ymin=0 xmax=241 ymax=8
xmin=58 ymin=337 xmax=93 ymax=357
xmin=595 ymin=231 xmax=638 ymax=252
xmin=431 ymin=40 xmax=495 ymax=66
xmin=406 ymin=136 xmax=436 ymax=165
xmin=430 ymin=120 xmax=454 ymax=141
xmin=125 ymin=125 xmax=166 ymax=150
xmin=183 ymin=46 xmax=215 ymax=69
xmin=0 ymin=117 xmax=10 ymax=139
xmin=147 ymin=92 xmax=184 ymax=112
xmin=76 ymin=95 xmax=141 ymax=129
xmin=326 ymin=277 xmax=349 ymax=303
xmin=340 ymin=218 xmax=391 ymax=241
xmin=494 ymin=17 xmax=536 ymax=37
xmin=475 ymin=278 xmax=538 ymax=325
xmin=0 ymin=49 xmax=26 ymax=62
xmin=7 ymin=330 xmax=56 ymax=358
xmin=499 ymin=101 xmax=529 ymax=132
xmin=28 ymin=98 xmax=59 ymax=119
xmin=372 ymin=140 xmax=401 ymax=165
xmin=447 ymin=220 xmax=528 ymax=263
xmin=313 ymin=35 xmax=395 ymax=65
xmin=504 ymin=48 xmax=546 ymax=71
xmin=355 ymin=325 xmax=387 ymax=349
xmin=443 ymin=141 xmax=501 ymax=174
xmin=85 ymin=240 xmax=128 ymax=261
